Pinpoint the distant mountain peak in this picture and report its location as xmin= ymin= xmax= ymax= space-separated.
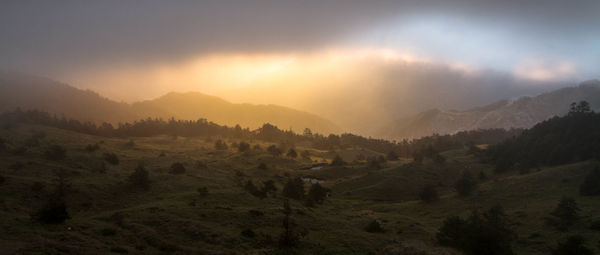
xmin=381 ymin=80 xmax=600 ymax=139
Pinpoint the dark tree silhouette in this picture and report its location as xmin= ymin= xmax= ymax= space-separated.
xmin=305 ymin=183 xmax=329 ymax=206
xmin=103 ymin=152 xmax=119 ymax=165
xmin=44 ymin=145 xmax=66 ymax=161
xmin=437 ymin=206 xmax=515 ymax=255
xmin=552 ymin=235 xmax=594 ymax=255
xmin=286 ymin=148 xmax=297 ymax=158
xmin=169 ymin=162 xmax=186 ymax=175
xmin=419 ymin=185 xmax=439 ymax=202
xmin=580 ymin=166 xmax=600 ymax=196
xmin=455 ymin=171 xmax=477 ymax=197
xmin=267 ymin=145 xmax=282 ymax=157
xmin=549 ymin=197 xmax=580 ymax=231
xmin=330 ymin=154 xmax=345 ymax=166
xmin=282 ymin=177 xmax=305 ymax=200
xmin=279 ymin=199 xmax=300 ymax=248
xmin=128 ymin=164 xmax=150 ymax=190
xmin=238 ymin=141 xmax=250 ymax=152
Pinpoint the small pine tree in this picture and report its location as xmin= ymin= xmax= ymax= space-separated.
xmin=128 ymin=164 xmax=150 ymax=190
xmin=580 ymin=166 xmax=600 ymax=196
xmin=279 ymin=199 xmax=300 ymax=248
xmin=552 ymin=235 xmax=594 ymax=255
xmin=550 ymin=197 xmax=580 ymax=230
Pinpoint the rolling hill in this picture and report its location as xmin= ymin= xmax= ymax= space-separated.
xmin=0 ymin=72 xmax=341 ymax=134
xmin=381 ymin=80 xmax=600 ymax=139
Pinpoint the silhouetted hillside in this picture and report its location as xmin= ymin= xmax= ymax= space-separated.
xmin=131 ymin=92 xmax=341 ymax=134
xmin=487 ymin=101 xmax=600 ymax=171
xmin=0 ymin=72 xmax=341 ymax=134
xmin=0 ymin=71 xmax=137 ymax=123
xmin=381 ymin=80 xmax=600 ymax=139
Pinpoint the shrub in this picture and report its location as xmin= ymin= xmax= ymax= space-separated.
xmin=214 ymin=140 xmax=228 ymax=150
xmin=257 ymin=162 xmax=268 ymax=170
xmin=549 ymin=197 xmax=580 ymax=231
xmin=36 ymin=198 xmax=69 ymax=224
xmin=419 ymin=185 xmax=439 ymax=202
xmin=195 ymin=160 xmax=207 ymax=169
xmin=0 ymin=137 xmax=6 ymax=152
xmin=437 ymin=206 xmax=514 ymax=255
xmin=110 ymin=247 xmax=129 ymax=254
xmin=455 ymin=171 xmax=477 ymax=197
xmin=125 ymin=139 xmax=135 ymax=147
xmin=12 ymin=146 xmax=27 ymax=155
xmin=552 ymin=235 xmax=593 ymax=255
xmin=282 ymin=177 xmax=305 ymax=200
xmin=306 ymin=183 xmax=329 ymax=206
xmin=238 ymin=141 xmax=250 ymax=152
xmin=386 ymin=150 xmax=399 ymax=161
xmin=433 ymin=154 xmax=446 ymax=165
xmin=85 ymin=143 xmax=100 ymax=152
xmin=261 ymin=180 xmax=278 ymax=197
xmin=330 ymin=154 xmax=345 ymax=166
xmin=128 ymin=164 xmax=150 ymax=190
xmin=589 ymin=220 xmax=600 ymax=231
xmin=31 ymin=181 xmax=45 ymax=192
xmin=100 ymin=228 xmax=117 ymax=236
xmin=103 ymin=152 xmax=119 ymax=165
xmin=580 ymin=166 xmax=600 ymax=196
xmin=267 ymin=145 xmax=282 ymax=157
xmin=197 ymin=187 xmax=208 ymax=197
xmin=301 ymin=150 xmax=311 ymax=159
xmin=364 ymin=220 xmax=384 ymax=233
xmin=286 ymin=148 xmax=297 ymax=158
xmin=245 ymin=180 xmax=266 ymax=198
xmin=169 ymin=162 xmax=186 ymax=175
xmin=44 ymin=145 xmax=66 ymax=160
xmin=241 ymin=229 xmax=256 ymax=238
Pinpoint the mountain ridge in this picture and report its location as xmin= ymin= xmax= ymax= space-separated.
xmin=0 ymin=72 xmax=342 ymax=134
xmin=380 ymin=79 xmax=600 ymax=139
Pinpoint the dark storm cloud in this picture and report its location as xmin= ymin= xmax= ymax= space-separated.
xmin=0 ymin=0 xmax=598 ymax=76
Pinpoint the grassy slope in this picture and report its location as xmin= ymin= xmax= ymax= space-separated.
xmin=0 ymin=125 xmax=599 ymax=254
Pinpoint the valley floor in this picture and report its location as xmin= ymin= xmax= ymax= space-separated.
xmin=1 ymin=125 xmax=599 ymax=254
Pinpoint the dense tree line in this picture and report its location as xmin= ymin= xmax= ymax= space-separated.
xmin=0 ymin=108 xmax=520 ymax=156
xmin=486 ymin=101 xmax=600 ymax=172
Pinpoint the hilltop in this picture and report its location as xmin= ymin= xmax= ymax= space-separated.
xmin=0 ymin=72 xmax=341 ymax=135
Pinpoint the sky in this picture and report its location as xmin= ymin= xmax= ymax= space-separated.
xmin=1 ymin=0 xmax=599 ymax=109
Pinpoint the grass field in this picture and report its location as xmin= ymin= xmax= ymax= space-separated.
xmin=1 ymin=124 xmax=599 ymax=254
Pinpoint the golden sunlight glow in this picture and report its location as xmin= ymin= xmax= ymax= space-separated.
xmin=68 ymin=47 xmax=430 ymax=102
